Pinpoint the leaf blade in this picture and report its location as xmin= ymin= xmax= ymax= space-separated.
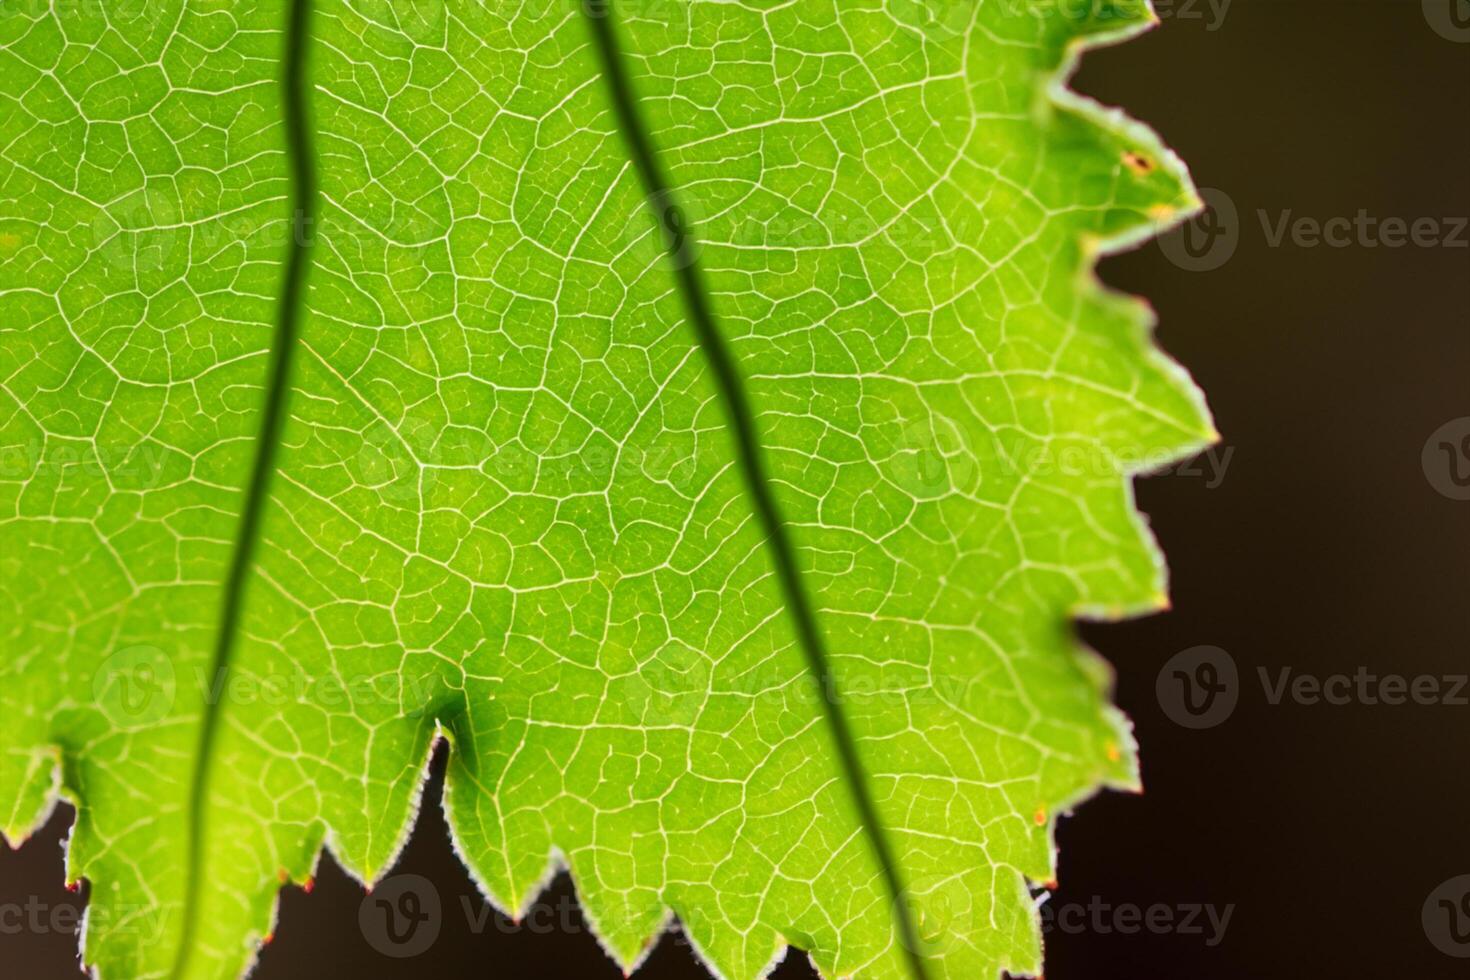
xmin=0 ymin=2 xmax=1214 ymax=978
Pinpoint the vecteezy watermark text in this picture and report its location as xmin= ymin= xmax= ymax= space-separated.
xmin=360 ymin=873 xmax=699 ymax=959
xmin=1039 ymin=896 xmax=1234 ymax=947
xmin=1159 ymin=188 xmax=1467 ymax=271
xmin=0 ymin=895 xmax=168 ymax=943
xmin=1158 ymin=646 xmax=1468 ymax=729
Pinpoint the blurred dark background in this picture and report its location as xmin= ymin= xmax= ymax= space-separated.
xmin=5 ymin=2 xmax=1467 ymax=977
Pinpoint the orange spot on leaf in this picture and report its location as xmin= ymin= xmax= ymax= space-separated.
xmin=1123 ymin=150 xmax=1154 ymax=175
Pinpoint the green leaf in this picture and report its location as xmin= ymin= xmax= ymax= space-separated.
xmin=0 ymin=1 xmax=1213 ymax=977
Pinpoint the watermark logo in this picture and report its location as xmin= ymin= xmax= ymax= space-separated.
xmin=1423 ymin=875 xmax=1470 ymax=958
xmin=887 ymin=0 xmax=976 ymax=41
xmin=1422 ymin=417 xmax=1470 ymax=501
xmin=645 ymin=189 xmax=700 ymax=270
xmin=360 ymin=874 xmax=441 ymax=958
xmin=351 ymin=0 xmax=445 ymax=41
xmin=892 ymin=0 xmax=1233 ymax=38
xmin=355 ymin=416 xmax=458 ymax=506
xmin=91 ymin=189 xmax=182 ymax=274
xmin=890 ymin=417 xmax=976 ymax=498
xmin=1423 ymin=0 xmax=1470 ymax=42
xmin=92 ymin=645 xmax=176 ymax=725
xmin=1156 ymin=645 xmax=1238 ymax=729
xmin=626 ymin=641 xmax=713 ymax=726
xmin=1158 ymin=187 xmax=1238 ymax=272
xmin=898 ymin=873 xmax=976 ymax=958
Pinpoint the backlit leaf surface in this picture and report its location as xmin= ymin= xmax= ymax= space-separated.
xmin=0 ymin=1 xmax=1212 ymax=977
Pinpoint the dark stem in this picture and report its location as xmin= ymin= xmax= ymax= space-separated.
xmin=170 ymin=0 xmax=316 ymax=973
xmin=581 ymin=3 xmax=931 ymax=977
